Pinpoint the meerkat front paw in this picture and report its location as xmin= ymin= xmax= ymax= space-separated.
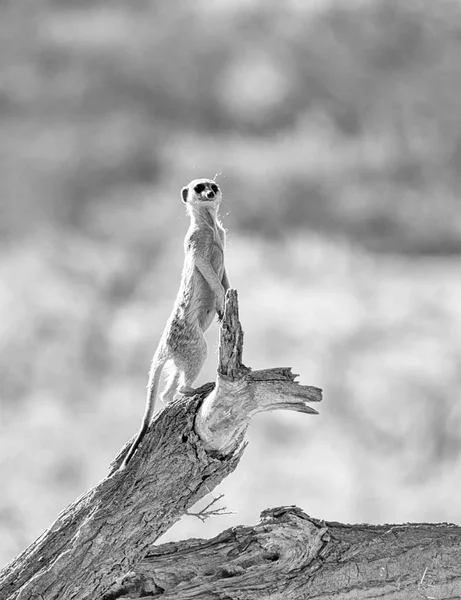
xmin=216 ymin=290 xmax=225 ymax=320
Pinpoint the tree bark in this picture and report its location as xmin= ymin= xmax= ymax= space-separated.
xmin=2 ymin=291 xmax=458 ymax=600
xmin=0 ymin=290 xmax=321 ymax=600
xmin=132 ymin=505 xmax=461 ymax=600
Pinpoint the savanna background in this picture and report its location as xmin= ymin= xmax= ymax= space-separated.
xmin=1 ymin=0 xmax=461 ymax=568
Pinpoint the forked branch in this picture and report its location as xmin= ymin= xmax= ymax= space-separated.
xmin=0 ymin=289 xmax=321 ymax=600
xmin=196 ymin=289 xmax=322 ymax=454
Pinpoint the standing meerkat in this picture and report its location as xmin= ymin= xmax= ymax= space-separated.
xmin=120 ymin=178 xmax=230 ymax=469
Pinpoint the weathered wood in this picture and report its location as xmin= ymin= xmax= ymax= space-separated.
xmin=0 ymin=290 xmax=322 ymax=600
xmin=0 ymin=389 xmax=245 ymax=600
xmin=119 ymin=506 xmax=461 ymax=600
xmin=1 ymin=288 xmax=459 ymax=599
xmin=196 ymin=290 xmax=322 ymax=455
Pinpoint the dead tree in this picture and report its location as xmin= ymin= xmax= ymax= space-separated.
xmin=0 ymin=290 xmax=459 ymax=600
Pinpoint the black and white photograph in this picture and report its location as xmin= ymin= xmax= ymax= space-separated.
xmin=1 ymin=1 xmax=461 ymax=598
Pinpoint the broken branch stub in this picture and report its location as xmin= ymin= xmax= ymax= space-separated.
xmin=195 ymin=289 xmax=322 ymax=455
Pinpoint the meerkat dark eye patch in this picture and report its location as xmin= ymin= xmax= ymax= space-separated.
xmin=211 ymin=184 xmax=219 ymax=194
xmin=194 ymin=183 xmax=205 ymax=194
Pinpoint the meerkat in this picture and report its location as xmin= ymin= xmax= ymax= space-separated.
xmin=120 ymin=178 xmax=230 ymax=469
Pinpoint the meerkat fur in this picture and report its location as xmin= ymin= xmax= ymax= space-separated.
xmin=120 ymin=178 xmax=229 ymax=469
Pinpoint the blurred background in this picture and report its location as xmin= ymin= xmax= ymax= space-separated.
xmin=1 ymin=0 xmax=461 ymax=567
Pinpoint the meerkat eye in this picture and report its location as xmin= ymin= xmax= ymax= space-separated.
xmin=194 ymin=183 xmax=205 ymax=194
xmin=211 ymin=184 xmax=219 ymax=194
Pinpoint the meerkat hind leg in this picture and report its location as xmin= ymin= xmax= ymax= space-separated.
xmin=177 ymin=333 xmax=207 ymax=395
xmin=160 ymin=365 xmax=181 ymax=404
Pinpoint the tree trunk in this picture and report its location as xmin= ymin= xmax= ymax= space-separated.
xmin=132 ymin=506 xmax=461 ymax=600
xmin=1 ymin=291 xmax=458 ymax=600
xmin=0 ymin=290 xmax=321 ymax=600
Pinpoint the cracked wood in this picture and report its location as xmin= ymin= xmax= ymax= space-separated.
xmin=0 ymin=290 xmax=321 ymax=600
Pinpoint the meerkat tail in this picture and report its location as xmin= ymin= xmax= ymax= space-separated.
xmin=120 ymin=354 xmax=166 ymax=469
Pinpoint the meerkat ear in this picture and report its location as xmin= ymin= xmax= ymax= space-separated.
xmin=181 ymin=186 xmax=189 ymax=202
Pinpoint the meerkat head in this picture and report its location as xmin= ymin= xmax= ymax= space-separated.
xmin=181 ymin=179 xmax=222 ymax=212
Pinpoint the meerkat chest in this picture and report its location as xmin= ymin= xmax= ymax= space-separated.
xmin=210 ymin=241 xmax=224 ymax=277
